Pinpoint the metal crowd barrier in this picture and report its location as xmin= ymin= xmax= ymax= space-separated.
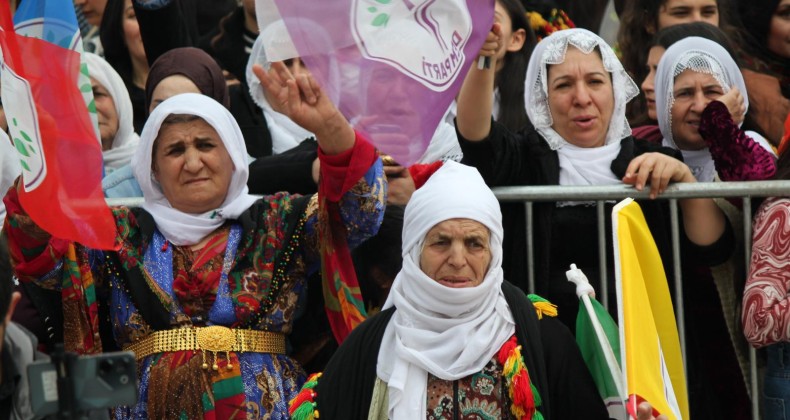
xmin=492 ymin=180 xmax=790 ymax=420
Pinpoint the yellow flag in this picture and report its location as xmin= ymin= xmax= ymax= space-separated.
xmin=613 ymin=198 xmax=688 ymax=420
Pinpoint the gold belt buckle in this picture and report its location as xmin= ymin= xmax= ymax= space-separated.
xmin=196 ymin=326 xmax=237 ymax=371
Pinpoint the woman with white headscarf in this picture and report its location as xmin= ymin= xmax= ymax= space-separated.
xmin=456 ymin=28 xmax=730 ymax=329
xmin=84 ymin=53 xmax=140 ymax=174
xmin=654 ymin=36 xmax=777 ymax=183
xmin=298 ymin=160 xmax=608 ymax=419
xmin=4 ymin=63 xmax=386 ymax=418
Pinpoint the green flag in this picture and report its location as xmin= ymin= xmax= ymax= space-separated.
xmin=576 ymin=295 xmax=627 ymax=419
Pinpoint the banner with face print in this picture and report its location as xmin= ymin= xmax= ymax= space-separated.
xmin=255 ymin=0 xmax=494 ymax=166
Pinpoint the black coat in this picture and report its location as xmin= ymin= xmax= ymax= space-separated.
xmin=314 ymin=281 xmax=609 ymax=419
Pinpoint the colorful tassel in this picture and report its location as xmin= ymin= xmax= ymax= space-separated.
xmin=499 ymin=336 xmax=543 ymax=420
xmin=288 ymin=373 xmax=322 ymax=420
xmin=527 ymin=294 xmax=558 ymax=319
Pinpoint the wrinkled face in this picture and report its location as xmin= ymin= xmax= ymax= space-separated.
xmin=547 ymin=46 xmax=614 ymax=148
xmin=419 ymin=219 xmax=492 ymax=288
xmin=91 ymin=77 xmax=119 ymax=151
xmin=122 ymin=0 xmax=146 ymax=68
xmin=768 ymin=0 xmax=790 ymax=58
xmin=74 ymin=0 xmax=108 ymax=27
xmin=152 ymin=117 xmax=234 ymax=214
xmin=670 ymin=69 xmax=724 ymax=150
xmin=657 ymin=0 xmax=719 ymax=30
xmin=642 ymin=46 xmax=666 ymax=121
xmin=149 ymin=75 xmax=202 ymax=113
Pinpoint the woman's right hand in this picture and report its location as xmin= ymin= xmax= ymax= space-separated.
xmin=716 ymin=87 xmax=746 ymax=125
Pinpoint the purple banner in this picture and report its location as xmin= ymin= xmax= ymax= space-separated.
xmin=259 ymin=0 xmax=494 ymax=166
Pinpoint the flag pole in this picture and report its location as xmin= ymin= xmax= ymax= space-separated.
xmin=567 ymin=264 xmax=627 ymax=402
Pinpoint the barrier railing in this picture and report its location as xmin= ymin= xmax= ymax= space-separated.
xmin=491 ymin=180 xmax=790 ymax=420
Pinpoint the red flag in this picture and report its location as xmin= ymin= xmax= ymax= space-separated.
xmin=0 ymin=0 xmax=116 ymax=249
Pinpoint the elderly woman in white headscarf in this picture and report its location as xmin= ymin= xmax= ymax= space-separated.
xmin=84 ymin=53 xmax=140 ymax=174
xmin=654 ymin=36 xmax=776 ymax=182
xmin=456 ymin=28 xmax=729 ymax=329
xmin=4 ymin=63 xmax=386 ymax=419
xmin=296 ymin=160 xmax=608 ymax=419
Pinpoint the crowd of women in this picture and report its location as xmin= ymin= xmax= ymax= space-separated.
xmin=1 ymin=0 xmax=790 ymax=418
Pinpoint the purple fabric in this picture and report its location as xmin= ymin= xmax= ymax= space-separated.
xmin=699 ymin=101 xmax=777 ymax=181
xmin=269 ymin=0 xmax=494 ymax=166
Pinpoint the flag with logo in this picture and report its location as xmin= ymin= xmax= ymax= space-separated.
xmin=613 ymin=198 xmax=688 ymax=420
xmin=254 ymin=0 xmax=494 ymax=166
xmin=0 ymin=0 xmax=116 ymax=249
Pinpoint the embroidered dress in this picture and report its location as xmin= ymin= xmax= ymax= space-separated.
xmin=5 ymin=144 xmax=385 ymax=419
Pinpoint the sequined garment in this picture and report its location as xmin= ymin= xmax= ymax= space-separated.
xmin=426 ymin=357 xmax=510 ymax=420
xmin=6 ymin=150 xmax=386 ymax=419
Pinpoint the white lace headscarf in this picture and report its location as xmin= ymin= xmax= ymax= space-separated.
xmin=655 ymin=37 xmax=749 ymax=182
xmin=525 ymin=28 xmax=638 ymax=151
xmin=377 ymin=161 xmax=515 ymax=420
xmin=132 ymin=93 xmax=258 ymax=245
xmin=85 ymin=53 xmax=140 ymax=173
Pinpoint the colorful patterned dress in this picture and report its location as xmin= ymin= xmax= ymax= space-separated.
xmin=5 ymin=142 xmax=386 ymax=419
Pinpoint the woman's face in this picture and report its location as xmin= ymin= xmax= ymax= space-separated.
xmin=642 ymin=46 xmax=666 ymax=121
xmin=419 ymin=218 xmax=492 ymax=289
xmin=493 ymin=1 xmax=526 ymax=70
xmin=657 ymin=0 xmax=719 ymax=30
xmin=91 ymin=77 xmax=119 ymax=151
xmin=149 ymin=75 xmax=202 ymax=113
xmin=122 ymin=0 xmax=146 ymax=65
xmin=768 ymin=0 xmax=790 ymax=58
xmin=152 ymin=117 xmax=234 ymax=214
xmin=670 ymin=69 xmax=724 ymax=149
xmin=547 ymin=46 xmax=614 ymax=148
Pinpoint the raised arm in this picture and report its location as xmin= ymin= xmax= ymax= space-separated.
xmin=456 ymin=24 xmax=501 ymax=142
xmin=699 ymin=96 xmax=777 ymax=182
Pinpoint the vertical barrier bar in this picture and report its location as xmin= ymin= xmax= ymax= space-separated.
xmin=526 ymin=201 xmax=535 ymax=294
xmin=743 ymin=198 xmax=759 ymax=420
xmin=597 ymin=201 xmax=608 ymax=309
xmin=669 ymin=199 xmax=687 ymax=371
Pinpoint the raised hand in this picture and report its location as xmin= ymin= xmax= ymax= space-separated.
xmin=716 ymin=86 xmax=746 ymax=125
xmin=253 ymin=62 xmax=354 ymax=154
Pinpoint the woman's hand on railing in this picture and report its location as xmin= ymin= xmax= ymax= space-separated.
xmin=622 ymin=153 xmax=695 ymax=199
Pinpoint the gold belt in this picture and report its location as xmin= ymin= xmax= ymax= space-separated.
xmin=124 ymin=326 xmax=286 ymax=370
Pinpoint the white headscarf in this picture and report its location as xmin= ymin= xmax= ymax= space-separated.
xmin=377 ymin=161 xmax=515 ymax=420
xmin=655 ymin=37 xmax=761 ymax=182
xmin=525 ymin=28 xmax=637 ymax=187
xmin=84 ymin=53 xmax=140 ymax=173
xmin=131 ymin=93 xmax=258 ymax=245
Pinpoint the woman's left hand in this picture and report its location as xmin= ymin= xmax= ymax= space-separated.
xmin=622 ymin=152 xmax=695 ymax=199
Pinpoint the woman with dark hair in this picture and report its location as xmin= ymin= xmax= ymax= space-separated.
xmin=100 ymin=0 xmax=149 ymax=133
xmin=492 ymin=0 xmax=537 ymax=132
xmin=734 ymin=0 xmax=790 ymax=146
xmin=616 ymin=0 xmax=740 ymax=122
